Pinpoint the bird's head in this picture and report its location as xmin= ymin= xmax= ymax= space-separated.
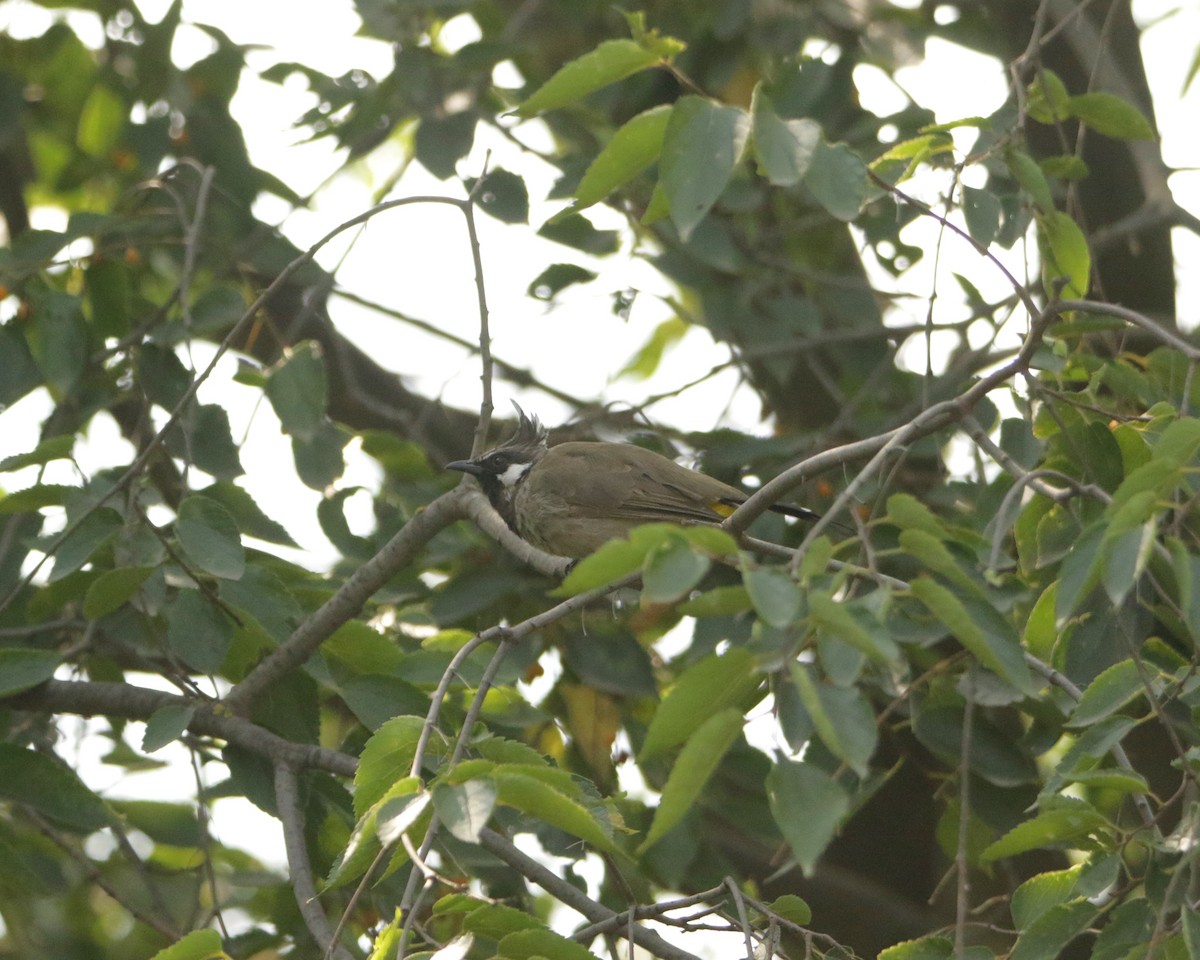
xmin=446 ymin=406 xmax=548 ymax=506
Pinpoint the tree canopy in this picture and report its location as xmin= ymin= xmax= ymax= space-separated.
xmin=1 ymin=1 xmax=1199 ymax=959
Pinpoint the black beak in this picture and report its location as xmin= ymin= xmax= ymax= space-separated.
xmin=446 ymin=459 xmax=485 ymax=477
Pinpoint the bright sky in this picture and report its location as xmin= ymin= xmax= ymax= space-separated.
xmin=0 ymin=0 xmax=1197 ymax=951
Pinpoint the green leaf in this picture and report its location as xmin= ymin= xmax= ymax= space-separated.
xmin=433 ymin=779 xmax=497 ymax=844
xmin=414 ymin=111 xmax=476 ymax=180
xmin=48 ymin=508 xmax=123 ymax=582
xmin=1006 ymin=148 xmax=1055 ymax=215
xmin=147 ymin=929 xmax=228 ymax=960
xmin=197 ymin=480 xmax=298 ymax=547
xmin=981 ymin=799 xmax=1109 ymax=861
xmin=962 ymin=185 xmax=1001 ymax=248
xmin=1011 ymin=866 xmax=1082 ymax=930
xmin=83 ymin=565 xmax=154 ymax=618
xmin=1026 ymin=69 xmax=1070 ymax=124
xmin=28 ymin=288 xmax=89 ymax=395
xmin=642 ymin=536 xmax=710 ymax=603
xmin=660 ymin=96 xmax=751 ymax=241
xmin=766 ymin=760 xmax=849 ymax=874
xmin=1095 ymin=900 xmax=1154 ymax=960
xmin=165 ymin=589 xmax=233 ymax=674
xmin=292 ymin=419 xmax=349 ymax=490
xmin=572 ymin=104 xmax=672 ymax=210
xmin=499 ymin=928 xmax=599 ymax=960
xmin=1037 ymin=210 xmax=1090 ymax=299
xmin=805 ymin=138 xmax=867 ymax=221
xmin=356 ymin=716 xmax=431 ymax=817
xmin=790 ymin=664 xmax=877 ymax=776
xmin=166 ymin=403 xmax=245 ymax=480
xmin=526 ymin=263 xmax=597 ymax=301
xmin=640 ymin=648 xmax=759 ymax=759
xmin=176 ymin=495 xmax=245 ymax=580
xmin=554 ymin=538 xmax=648 ymax=595
xmin=492 ymin=770 xmax=615 ymax=853
xmin=1009 ymin=900 xmax=1098 ymax=960
xmin=877 ymin=938 xmax=954 ymax=960
xmin=1067 ymin=92 xmax=1155 ymax=140
xmin=751 ymin=87 xmax=820 ymax=186
xmin=0 ymin=435 xmax=75 ymax=472
xmin=886 ymin=493 xmax=950 ymax=538
xmin=910 ymin=577 xmax=1033 ymax=693
xmin=265 ymin=341 xmax=327 ymax=442
xmin=766 ymin=894 xmax=812 ymax=926
xmin=898 ymin=529 xmax=983 ymax=597
xmin=142 ymin=704 xmax=196 ymax=753
xmin=470 ymin=168 xmax=529 ymax=224
xmin=1101 ymin=523 xmax=1155 ymax=605
xmin=677 ymin=584 xmax=752 ymax=617
xmin=809 ymin=592 xmax=899 ymax=664
xmin=0 ymin=743 xmax=110 ymax=832
xmin=515 ymin=39 xmax=672 ymax=117
xmin=1152 ymin=416 xmax=1200 ymax=466
xmin=1066 ymin=659 xmax=1145 ymax=728
xmin=617 ymin=316 xmax=688 ymax=381
xmin=744 ymin=566 xmax=802 ymax=628
xmin=0 ymin=648 xmax=62 ymax=696
xmin=76 ymin=83 xmax=125 ymax=157
xmin=640 ymin=707 xmax=742 ymax=851
xmin=462 ymin=903 xmax=544 ymax=939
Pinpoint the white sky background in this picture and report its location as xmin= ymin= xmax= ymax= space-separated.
xmin=0 ymin=0 xmax=1198 ymax=953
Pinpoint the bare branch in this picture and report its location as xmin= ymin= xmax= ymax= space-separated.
xmin=275 ymin=763 xmax=356 ymax=960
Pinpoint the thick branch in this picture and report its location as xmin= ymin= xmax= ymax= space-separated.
xmin=225 ymin=487 xmax=471 ymax=714
xmin=274 ymin=763 xmax=355 ymax=960
xmin=5 ymin=680 xmax=356 ymax=777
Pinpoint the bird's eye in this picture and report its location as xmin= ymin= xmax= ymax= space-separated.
xmin=487 ymin=453 xmax=510 ymax=470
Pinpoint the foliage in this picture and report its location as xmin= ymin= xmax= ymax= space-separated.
xmin=0 ymin=1 xmax=1198 ymax=960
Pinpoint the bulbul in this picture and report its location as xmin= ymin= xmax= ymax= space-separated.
xmin=447 ymin=409 xmax=820 ymax=558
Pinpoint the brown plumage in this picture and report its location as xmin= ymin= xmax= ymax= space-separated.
xmin=447 ymin=410 xmax=818 ymax=558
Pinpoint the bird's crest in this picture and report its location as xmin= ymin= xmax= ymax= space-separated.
xmin=500 ymin=403 xmax=548 ymax=454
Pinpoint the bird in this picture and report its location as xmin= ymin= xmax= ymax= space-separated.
xmin=446 ymin=408 xmax=821 ymax=559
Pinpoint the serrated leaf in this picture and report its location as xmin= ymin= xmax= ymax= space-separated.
xmin=265 ymin=341 xmax=327 ymax=442
xmin=640 ymin=707 xmax=742 ymax=851
xmin=572 ymin=104 xmax=672 ymax=210
xmin=499 ymin=928 xmax=598 ymax=960
xmin=808 ymin=592 xmax=899 ymax=664
xmin=0 ymin=435 xmax=75 ymax=472
xmin=147 ymin=929 xmax=228 ymax=960
xmin=910 ymin=577 xmax=1033 ymax=693
xmin=1009 ymin=900 xmax=1098 ymax=960
xmin=165 ymin=589 xmax=232 ymax=674
xmin=0 ymin=743 xmax=110 ymax=832
xmin=433 ymin=779 xmax=497 ymax=844
xmin=640 ymin=648 xmax=759 ymax=759
xmin=492 ymin=770 xmax=615 ymax=853
xmin=0 ymin=648 xmax=62 ymax=697
xmin=877 ymin=937 xmax=954 ymax=960
xmin=805 ymin=138 xmax=867 ymax=222
xmin=642 ymin=536 xmax=710 ymax=603
xmin=766 ymin=760 xmax=848 ymax=874
xmin=790 ymin=664 xmax=877 ymax=776
xmin=660 ymin=96 xmax=751 ymax=241
xmin=1066 ymin=659 xmax=1145 ymax=728
xmin=982 ymin=799 xmax=1109 ymax=861
xmin=176 ymin=495 xmax=244 ymax=580
xmin=1011 ymin=866 xmax=1082 ymax=930
xmin=744 ymin=566 xmax=802 ymax=627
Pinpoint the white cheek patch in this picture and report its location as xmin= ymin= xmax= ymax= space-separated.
xmin=497 ymin=461 xmax=532 ymax=488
